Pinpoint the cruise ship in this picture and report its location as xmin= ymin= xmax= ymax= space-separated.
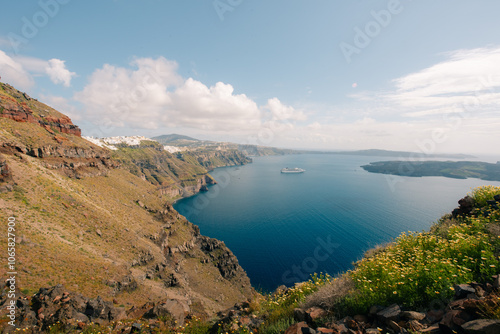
xmin=281 ymin=167 xmax=305 ymax=173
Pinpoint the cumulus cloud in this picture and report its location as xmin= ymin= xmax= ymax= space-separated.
xmin=264 ymin=97 xmax=307 ymax=122
xmin=46 ymin=59 xmax=76 ymax=87
xmin=168 ymin=79 xmax=261 ymax=131
xmin=75 ymin=57 xmax=181 ymax=128
xmin=0 ymin=51 xmax=76 ymax=88
xmin=0 ymin=50 xmax=34 ymax=89
xmin=75 ymin=57 xmax=299 ymax=133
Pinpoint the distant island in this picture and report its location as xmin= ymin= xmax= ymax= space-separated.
xmin=362 ymin=160 xmax=500 ymax=181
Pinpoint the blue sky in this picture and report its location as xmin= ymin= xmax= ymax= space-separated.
xmin=1 ymin=0 xmax=500 ymax=154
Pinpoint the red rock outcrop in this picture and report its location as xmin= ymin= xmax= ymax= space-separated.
xmin=0 ymin=90 xmax=81 ymax=137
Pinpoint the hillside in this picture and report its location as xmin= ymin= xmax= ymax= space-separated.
xmin=110 ymin=140 xmax=251 ymax=201
xmin=152 ymin=134 xmax=302 ymax=157
xmin=0 ymin=83 xmax=255 ymax=330
xmin=362 ymin=160 xmax=500 ymax=181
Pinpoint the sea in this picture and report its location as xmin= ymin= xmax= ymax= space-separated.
xmin=174 ymin=154 xmax=500 ymax=292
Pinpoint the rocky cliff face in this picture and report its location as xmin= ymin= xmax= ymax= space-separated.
xmin=0 ymin=84 xmax=81 ymax=136
xmin=113 ymin=142 xmax=251 ymax=201
xmin=188 ymin=150 xmax=252 ymax=170
xmin=0 ymin=83 xmax=117 ymax=178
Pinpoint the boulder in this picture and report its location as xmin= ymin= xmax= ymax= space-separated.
xmin=452 ymin=196 xmax=475 ymax=218
xmin=455 ymin=284 xmax=476 ymax=300
xmin=401 ymin=311 xmax=426 ymax=321
xmin=85 ymin=296 xmax=114 ymax=321
xmin=294 ymin=308 xmax=311 ymax=323
xmin=116 ymin=275 xmax=138 ymax=293
xmin=426 ymin=309 xmax=445 ymax=323
xmin=407 ymin=320 xmax=425 ymax=332
xmin=284 ymin=321 xmax=309 ymax=334
xmin=461 ymin=319 xmax=500 ymax=334
xmin=307 ymin=307 xmax=327 ymax=324
xmin=440 ymin=310 xmax=472 ymax=333
xmin=377 ymin=304 xmax=401 ymax=322
xmin=144 ymin=299 xmax=190 ymax=325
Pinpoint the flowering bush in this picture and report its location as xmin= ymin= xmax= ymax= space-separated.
xmin=343 ymin=186 xmax=500 ymax=313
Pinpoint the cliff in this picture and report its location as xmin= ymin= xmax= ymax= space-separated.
xmin=152 ymin=134 xmax=302 ymax=157
xmin=0 ymin=84 xmax=255 ymax=332
xmin=112 ymin=140 xmax=250 ymax=201
xmin=0 ymin=83 xmax=116 ymax=178
xmin=0 ymin=83 xmax=81 ymax=137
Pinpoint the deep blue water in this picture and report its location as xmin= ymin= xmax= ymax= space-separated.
xmin=174 ymin=154 xmax=500 ymax=292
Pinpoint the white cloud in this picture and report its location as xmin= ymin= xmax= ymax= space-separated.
xmin=75 ymin=57 xmax=181 ymax=128
xmin=387 ymin=46 xmax=500 ymax=115
xmin=264 ymin=97 xmax=307 ymax=122
xmin=13 ymin=55 xmax=47 ymax=73
xmin=0 ymin=50 xmax=34 ymax=89
xmin=168 ymin=79 xmax=261 ymax=131
xmin=0 ymin=51 xmax=76 ymax=88
xmin=75 ymin=57 xmax=300 ymax=133
xmin=46 ymin=59 xmax=76 ymax=87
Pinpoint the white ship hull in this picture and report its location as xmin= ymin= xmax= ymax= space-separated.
xmin=281 ymin=167 xmax=305 ymax=173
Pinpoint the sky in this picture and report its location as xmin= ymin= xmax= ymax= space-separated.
xmin=1 ymin=0 xmax=500 ymax=155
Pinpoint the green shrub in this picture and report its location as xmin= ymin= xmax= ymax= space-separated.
xmin=259 ymin=316 xmax=295 ymax=334
xmin=470 ymin=185 xmax=500 ymax=207
xmin=181 ymin=316 xmax=212 ymax=334
xmin=256 ymin=274 xmax=330 ymax=333
xmin=342 ymin=197 xmax=500 ymax=314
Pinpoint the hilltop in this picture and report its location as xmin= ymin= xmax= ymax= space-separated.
xmin=153 ymin=134 xmax=200 ymax=143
